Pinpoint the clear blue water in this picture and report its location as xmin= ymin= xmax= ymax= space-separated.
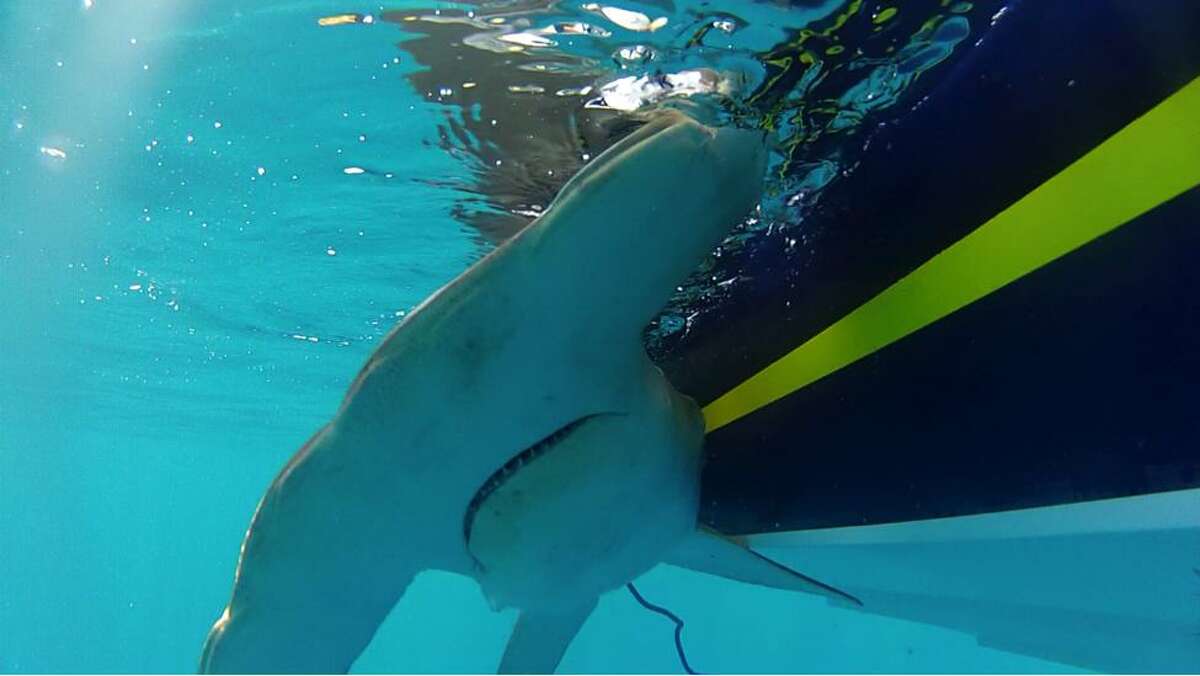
xmin=0 ymin=1 xmax=1094 ymax=672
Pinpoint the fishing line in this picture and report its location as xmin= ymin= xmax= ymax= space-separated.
xmin=626 ymin=582 xmax=700 ymax=675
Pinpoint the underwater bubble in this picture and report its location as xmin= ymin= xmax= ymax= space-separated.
xmin=709 ymin=16 xmax=743 ymax=34
xmin=498 ymin=32 xmax=556 ymax=48
xmin=616 ymin=44 xmax=653 ymax=63
xmin=593 ymin=6 xmax=667 ymax=32
xmin=548 ymin=21 xmax=611 ymax=37
xmin=555 ymin=86 xmax=593 ymax=97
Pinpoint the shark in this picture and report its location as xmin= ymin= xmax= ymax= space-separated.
xmin=199 ymin=109 xmax=860 ymax=674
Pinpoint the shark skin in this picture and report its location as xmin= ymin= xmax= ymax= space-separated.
xmin=200 ymin=110 xmax=857 ymax=674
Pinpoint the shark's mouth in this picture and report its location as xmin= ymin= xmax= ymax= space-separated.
xmin=463 ymin=414 xmax=604 ymax=545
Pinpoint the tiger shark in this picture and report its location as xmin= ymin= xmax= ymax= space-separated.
xmin=200 ymin=109 xmax=860 ymax=674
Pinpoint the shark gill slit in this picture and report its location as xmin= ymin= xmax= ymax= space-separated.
xmin=462 ymin=413 xmax=610 ymax=547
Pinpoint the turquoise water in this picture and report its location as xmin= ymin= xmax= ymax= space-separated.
xmin=0 ymin=1 xmax=1095 ymax=673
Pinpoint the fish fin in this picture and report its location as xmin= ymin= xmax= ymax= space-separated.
xmin=497 ymin=600 xmax=596 ymax=674
xmin=200 ymin=568 xmax=418 ymax=674
xmin=664 ymin=526 xmax=863 ymax=607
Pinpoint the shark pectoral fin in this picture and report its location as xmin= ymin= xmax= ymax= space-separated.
xmin=497 ymin=599 xmax=597 ymax=674
xmin=664 ymin=526 xmax=863 ymax=607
